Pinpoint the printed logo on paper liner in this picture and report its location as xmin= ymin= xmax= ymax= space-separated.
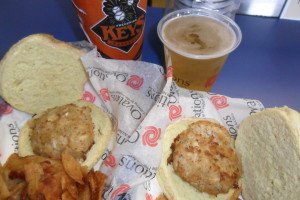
xmin=92 ymin=0 xmax=146 ymax=53
xmin=142 ymin=126 xmax=161 ymax=147
xmin=126 ymin=75 xmax=144 ymax=90
xmin=0 ymin=101 xmax=13 ymax=115
xmin=110 ymin=184 xmax=131 ymax=200
xmin=168 ymin=104 xmax=182 ymax=121
xmin=104 ymin=154 xmax=117 ymax=168
xmin=210 ymin=95 xmax=229 ymax=110
xmin=100 ymin=88 xmax=111 ymax=102
xmin=146 ymin=193 xmax=153 ymax=200
xmin=82 ymin=91 xmax=96 ymax=103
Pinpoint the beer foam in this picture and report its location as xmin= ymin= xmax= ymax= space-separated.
xmin=162 ymin=15 xmax=236 ymax=57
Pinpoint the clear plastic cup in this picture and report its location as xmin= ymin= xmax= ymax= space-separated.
xmin=166 ymin=0 xmax=241 ymax=19
xmin=157 ymin=8 xmax=242 ymax=91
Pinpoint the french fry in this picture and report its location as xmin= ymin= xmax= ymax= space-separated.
xmin=94 ymin=172 xmax=107 ymax=200
xmin=2 ymin=154 xmax=26 ymax=190
xmin=23 ymin=162 xmax=43 ymax=199
xmin=78 ymin=184 xmax=91 ymax=200
xmin=5 ymin=182 xmax=27 ymax=200
xmin=39 ymin=174 xmax=63 ymax=200
xmin=61 ymin=173 xmax=78 ymax=199
xmin=0 ymin=164 xmax=11 ymax=199
xmin=87 ymin=171 xmax=98 ymax=200
xmin=86 ymin=171 xmax=107 ymax=200
xmin=1 ymin=154 xmax=107 ymax=200
xmin=61 ymin=151 xmax=84 ymax=184
xmin=62 ymin=190 xmax=76 ymax=200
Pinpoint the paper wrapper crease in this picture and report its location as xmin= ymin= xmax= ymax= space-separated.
xmin=0 ymin=48 xmax=264 ymax=200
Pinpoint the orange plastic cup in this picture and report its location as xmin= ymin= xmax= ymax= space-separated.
xmin=72 ymin=0 xmax=147 ymax=60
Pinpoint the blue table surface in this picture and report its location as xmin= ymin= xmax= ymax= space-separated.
xmin=1 ymin=0 xmax=300 ymax=110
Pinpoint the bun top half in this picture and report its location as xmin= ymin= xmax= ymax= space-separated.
xmin=0 ymin=34 xmax=87 ymax=114
xmin=236 ymin=107 xmax=300 ymax=200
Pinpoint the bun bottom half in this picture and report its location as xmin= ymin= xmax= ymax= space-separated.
xmin=18 ymin=100 xmax=113 ymax=170
xmin=157 ymin=118 xmax=241 ymax=200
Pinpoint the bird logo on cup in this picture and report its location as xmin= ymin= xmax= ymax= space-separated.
xmin=91 ymin=0 xmax=146 ymax=53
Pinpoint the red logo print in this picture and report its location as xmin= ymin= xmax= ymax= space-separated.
xmin=99 ymin=88 xmax=110 ymax=102
xmin=126 ymin=75 xmax=144 ymax=90
xmin=205 ymin=74 xmax=218 ymax=88
xmin=82 ymin=91 xmax=96 ymax=103
xmin=145 ymin=193 xmax=153 ymax=200
xmin=0 ymin=101 xmax=13 ymax=115
xmin=210 ymin=95 xmax=229 ymax=110
xmin=166 ymin=66 xmax=173 ymax=79
xmin=104 ymin=154 xmax=116 ymax=168
xmin=142 ymin=126 xmax=161 ymax=147
xmin=169 ymin=105 xmax=182 ymax=121
xmin=110 ymin=184 xmax=131 ymax=200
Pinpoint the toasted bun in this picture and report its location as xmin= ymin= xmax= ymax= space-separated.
xmin=18 ymin=100 xmax=113 ymax=170
xmin=0 ymin=34 xmax=87 ymax=114
xmin=236 ymin=107 xmax=300 ymax=200
xmin=157 ymin=118 xmax=241 ymax=200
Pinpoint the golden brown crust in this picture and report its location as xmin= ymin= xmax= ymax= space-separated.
xmin=169 ymin=120 xmax=242 ymax=196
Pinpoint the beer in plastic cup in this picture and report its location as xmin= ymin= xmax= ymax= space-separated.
xmin=157 ymin=9 xmax=242 ymax=91
xmin=72 ymin=0 xmax=147 ymax=60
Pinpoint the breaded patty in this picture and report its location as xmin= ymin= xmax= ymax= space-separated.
xmin=168 ymin=120 xmax=242 ymax=196
xmin=30 ymin=104 xmax=94 ymax=161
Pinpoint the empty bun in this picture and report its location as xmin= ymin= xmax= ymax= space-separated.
xmin=236 ymin=107 xmax=300 ymax=200
xmin=158 ymin=118 xmax=242 ymax=200
xmin=0 ymin=34 xmax=87 ymax=114
xmin=18 ymin=100 xmax=114 ymax=170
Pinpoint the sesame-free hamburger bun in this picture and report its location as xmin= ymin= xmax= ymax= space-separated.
xmin=158 ymin=118 xmax=242 ymax=200
xmin=0 ymin=34 xmax=87 ymax=114
xmin=236 ymin=107 xmax=300 ymax=200
xmin=18 ymin=100 xmax=113 ymax=170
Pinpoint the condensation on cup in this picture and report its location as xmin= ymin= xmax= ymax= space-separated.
xmin=72 ymin=0 xmax=147 ymax=60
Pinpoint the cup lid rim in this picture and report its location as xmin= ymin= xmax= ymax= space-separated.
xmin=157 ymin=8 xmax=242 ymax=59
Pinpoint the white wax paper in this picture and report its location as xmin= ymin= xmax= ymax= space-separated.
xmin=0 ymin=48 xmax=264 ymax=200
